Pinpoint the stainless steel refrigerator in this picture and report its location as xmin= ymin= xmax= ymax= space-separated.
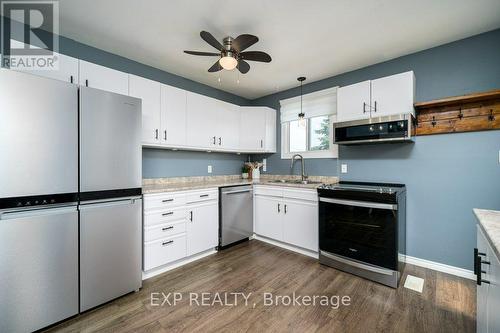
xmin=78 ymin=86 xmax=142 ymax=312
xmin=0 ymin=70 xmax=143 ymax=332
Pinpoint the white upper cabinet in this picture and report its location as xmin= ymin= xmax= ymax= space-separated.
xmin=337 ymin=71 xmax=415 ymax=122
xmin=371 ymin=71 xmax=415 ymax=117
xmin=337 ymin=80 xmax=371 ymax=122
xmin=265 ymin=107 xmax=277 ymax=152
xmin=186 ymin=92 xmax=217 ymax=149
xmin=14 ymin=52 xmax=79 ymax=84
xmin=239 ymin=107 xmax=266 ymax=152
xmin=216 ymin=101 xmax=240 ymax=150
xmin=129 ymin=75 xmax=161 ymax=145
xmin=161 ymin=84 xmax=187 ymax=146
xmin=79 ymin=60 xmax=129 ymax=95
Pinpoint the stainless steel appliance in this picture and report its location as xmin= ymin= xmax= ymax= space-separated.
xmin=79 ymin=87 xmax=142 ymax=312
xmin=0 ymin=70 xmax=79 ymax=332
xmin=332 ymin=113 xmax=416 ymax=145
xmin=317 ymin=181 xmax=406 ymax=288
xmin=219 ymin=185 xmax=253 ymax=248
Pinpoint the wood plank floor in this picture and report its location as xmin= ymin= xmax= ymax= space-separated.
xmin=45 ymin=240 xmax=476 ymax=333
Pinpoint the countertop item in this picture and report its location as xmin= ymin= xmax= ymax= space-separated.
xmin=474 ymin=208 xmax=500 ymax=259
xmin=142 ymin=175 xmax=339 ymax=194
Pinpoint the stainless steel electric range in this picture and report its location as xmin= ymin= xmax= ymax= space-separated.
xmin=317 ymin=181 xmax=406 ymax=288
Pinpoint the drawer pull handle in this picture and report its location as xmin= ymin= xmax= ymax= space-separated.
xmin=162 ymin=226 xmax=174 ymax=231
xmin=162 ymin=199 xmax=174 ymax=203
xmin=200 ymin=194 xmax=209 ymax=198
xmin=162 ymin=240 xmax=174 ymax=246
xmin=162 ymin=212 xmax=174 ymax=216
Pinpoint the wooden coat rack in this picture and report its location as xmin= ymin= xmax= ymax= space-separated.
xmin=414 ymin=89 xmax=500 ymax=136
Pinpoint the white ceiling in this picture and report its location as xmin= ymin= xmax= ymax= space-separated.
xmin=58 ymin=0 xmax=500 ymax=100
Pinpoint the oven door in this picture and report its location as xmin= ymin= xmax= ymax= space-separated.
xmin=319 ymin=197 xmax=398 ymax=270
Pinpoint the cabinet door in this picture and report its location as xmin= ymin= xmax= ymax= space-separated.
xmin=371 ymin=71 xmax=415 ymax=118
xmin=282 ymin=199 xmax=318 ymax=251
xmin=79 ymin=60 xmax=129 ymax=95
xmin=239 ymin=107 xmax=266 ymax=151
xmin=477 ymin=227 xmax=490 ymax=333
xmin=487 ymin=242 xmax=500 ymax=333
xmin=254 ymin=196 xmax=283 ymax=241
xmin=217 ymin=101 xmax=240 ymax=150
xmin=186 ymin=92 xmax=217 ymax=149
xmin=264 ymin=107 xmax=277 ymax=152
xmin=161 ymin=84 xmax=187 ymax=146
xmin=186 ymin=202 xmax=218 ymax=256
xmin=15 ymin=52 xmax=79 ymax=84
xmin=337 ymin=80 xmax=371 ymax=122
xmin=129 ymin=75 xmax=161 ymax=145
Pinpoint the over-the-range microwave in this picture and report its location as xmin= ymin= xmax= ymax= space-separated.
xmin=332 ymin=113 xmax=416 ymax=145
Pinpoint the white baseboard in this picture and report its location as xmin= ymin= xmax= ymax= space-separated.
xmin=400 ymin=254 xmax=475 ymax=280
xmin=142 ymin=249 xmax=217 ymax=280
xmin=253 ymin=235 xmax=319 ymax=259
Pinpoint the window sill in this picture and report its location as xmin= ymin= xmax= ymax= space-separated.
xmin=281 ymin=146 xmax=338 ymax=159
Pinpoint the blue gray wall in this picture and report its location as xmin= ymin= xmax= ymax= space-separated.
xmin=252 ymin=28 xmax=500 ymax=270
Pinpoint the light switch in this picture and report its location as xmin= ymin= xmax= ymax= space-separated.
xmin=341 ymin=164 xmax=348 ymax=174
xmin=207 ymin=165 xmax=212 ymax=173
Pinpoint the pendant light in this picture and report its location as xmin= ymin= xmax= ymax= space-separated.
xmin=297 ymin=76 xmax=306 ymax=127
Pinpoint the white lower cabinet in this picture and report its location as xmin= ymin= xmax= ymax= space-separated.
xmin=476 ymin=225 xmax=500 ymax=333
xmin=186 ymin=200 xmax=218 ymax=256
xmin=254 ymin=186 xmax=318 ymax=252
xmin=143 ymin=189 xmax=218 ymax=272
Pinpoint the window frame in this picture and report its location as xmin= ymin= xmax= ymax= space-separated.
xmin=281 ymin=115 xmax=338 ymax=159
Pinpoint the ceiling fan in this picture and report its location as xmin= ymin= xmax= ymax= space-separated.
xmin=184 ymin=31 xmax=272 ymax=74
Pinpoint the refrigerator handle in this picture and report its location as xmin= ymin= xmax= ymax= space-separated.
xmin=0 ymin=205 xmax=78 ymax=220
xmin=79 ymin=197 xmax=141 ymax=209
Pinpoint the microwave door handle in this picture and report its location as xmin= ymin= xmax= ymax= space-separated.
xmin=319 ymin=197 xmax=397 ymax=210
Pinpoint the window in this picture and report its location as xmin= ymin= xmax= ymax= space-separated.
xmin=280 ymin=87 xmax=338 ymax=159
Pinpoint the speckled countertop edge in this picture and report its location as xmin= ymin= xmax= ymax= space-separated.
xmin=474 ymin=208 xmax=500 ymax=259
xmin=142 ymin=175 xmax=339 ymax=194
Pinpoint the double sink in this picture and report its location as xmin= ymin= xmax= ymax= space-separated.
xmin=268 ymin=179 xmax=322 ymax=185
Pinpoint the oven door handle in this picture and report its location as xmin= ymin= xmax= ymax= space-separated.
xmin=320 ymin=251 xmax=395 ymax=276
xmin=319 ymin=197 xmax=397 ymax=210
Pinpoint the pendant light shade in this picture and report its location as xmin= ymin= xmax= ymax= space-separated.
xmin=297 ymin=76 xmax=306 ymax=127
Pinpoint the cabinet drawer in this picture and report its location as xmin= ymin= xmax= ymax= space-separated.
xmin=144 ymin=220 xmax=186 ymax=242
xmin=185 ymin=189 xmax=218 ymax=204
xmin=282 ymin=188 xmax=318 ymax=202
xmin=144 ymin=207 xmax=187 ymax=226
xmin=253 ymin=185 xmax=283 ymax=197
xmin=144 ymin=234 xmax=187 ymax=271
xmin=144 ymin=193 xmax=186 ymax=211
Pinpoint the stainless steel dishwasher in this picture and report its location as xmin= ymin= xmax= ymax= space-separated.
xmin=219 ymin=185 xmax=253 ymax=248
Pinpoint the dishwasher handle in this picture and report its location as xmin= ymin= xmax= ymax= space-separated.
xmin=222 ymin=189 xmax=253 ymax=195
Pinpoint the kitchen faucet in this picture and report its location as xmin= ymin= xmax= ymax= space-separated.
xmin=290 ymin=154 xmax=307 ymax=182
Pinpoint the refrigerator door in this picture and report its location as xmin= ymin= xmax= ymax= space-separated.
xmin=0 ymin=70 xmax=78 ymax=198
xmin=79 ymin=197 xmax=142 ymax=312
xmin=80 ymin=87 xmax=142 ymax=194
xmin=0 ymin=205 xmax=79 ymax=333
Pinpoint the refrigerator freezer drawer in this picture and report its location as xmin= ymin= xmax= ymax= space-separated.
xmin=79 ymin=87 xmax=142 ymax=193
xmin=0 ymin=205 xmax=79 ymax=333
xmin=79 ymin=197 xmax=142 ymax=312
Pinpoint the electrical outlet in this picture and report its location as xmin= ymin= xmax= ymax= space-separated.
xmin=263 ymin=158 xmax=267 ymax=172
xmin=207 ymin=165 xmax=212 ymax=173
xmin=341 ymin=163 xmax=348 ymax=174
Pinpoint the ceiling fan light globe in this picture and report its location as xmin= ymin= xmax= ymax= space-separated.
xmin=219 ymin=56 xmax=238 ymax=70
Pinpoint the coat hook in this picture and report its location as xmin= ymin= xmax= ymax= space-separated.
xmin=488 ymin=109 xmax=495 ymax=121
xmin=431 ymin=116 xmax=437 ymax=127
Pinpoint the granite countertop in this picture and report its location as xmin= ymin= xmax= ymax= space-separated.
xmin=474 ymin=208 xmax=500 ymax=259
xmin=142 ymin=175 xmax=338 ymax=194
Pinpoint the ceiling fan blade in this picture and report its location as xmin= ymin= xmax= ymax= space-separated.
xmin=208 ymin=60 xmax=222 ymax=72
xmin=184 ymin=50 xmax=220 ymax=56
xmin=200 ymin=31 xmax=224 ymax=51
xmin=240 ymin=51 xmax=272 ymax=63
xmin=232 ymin=34 xmax=258 ymax=52
xmin=237 ymin=60 xmax=250 ymax=74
